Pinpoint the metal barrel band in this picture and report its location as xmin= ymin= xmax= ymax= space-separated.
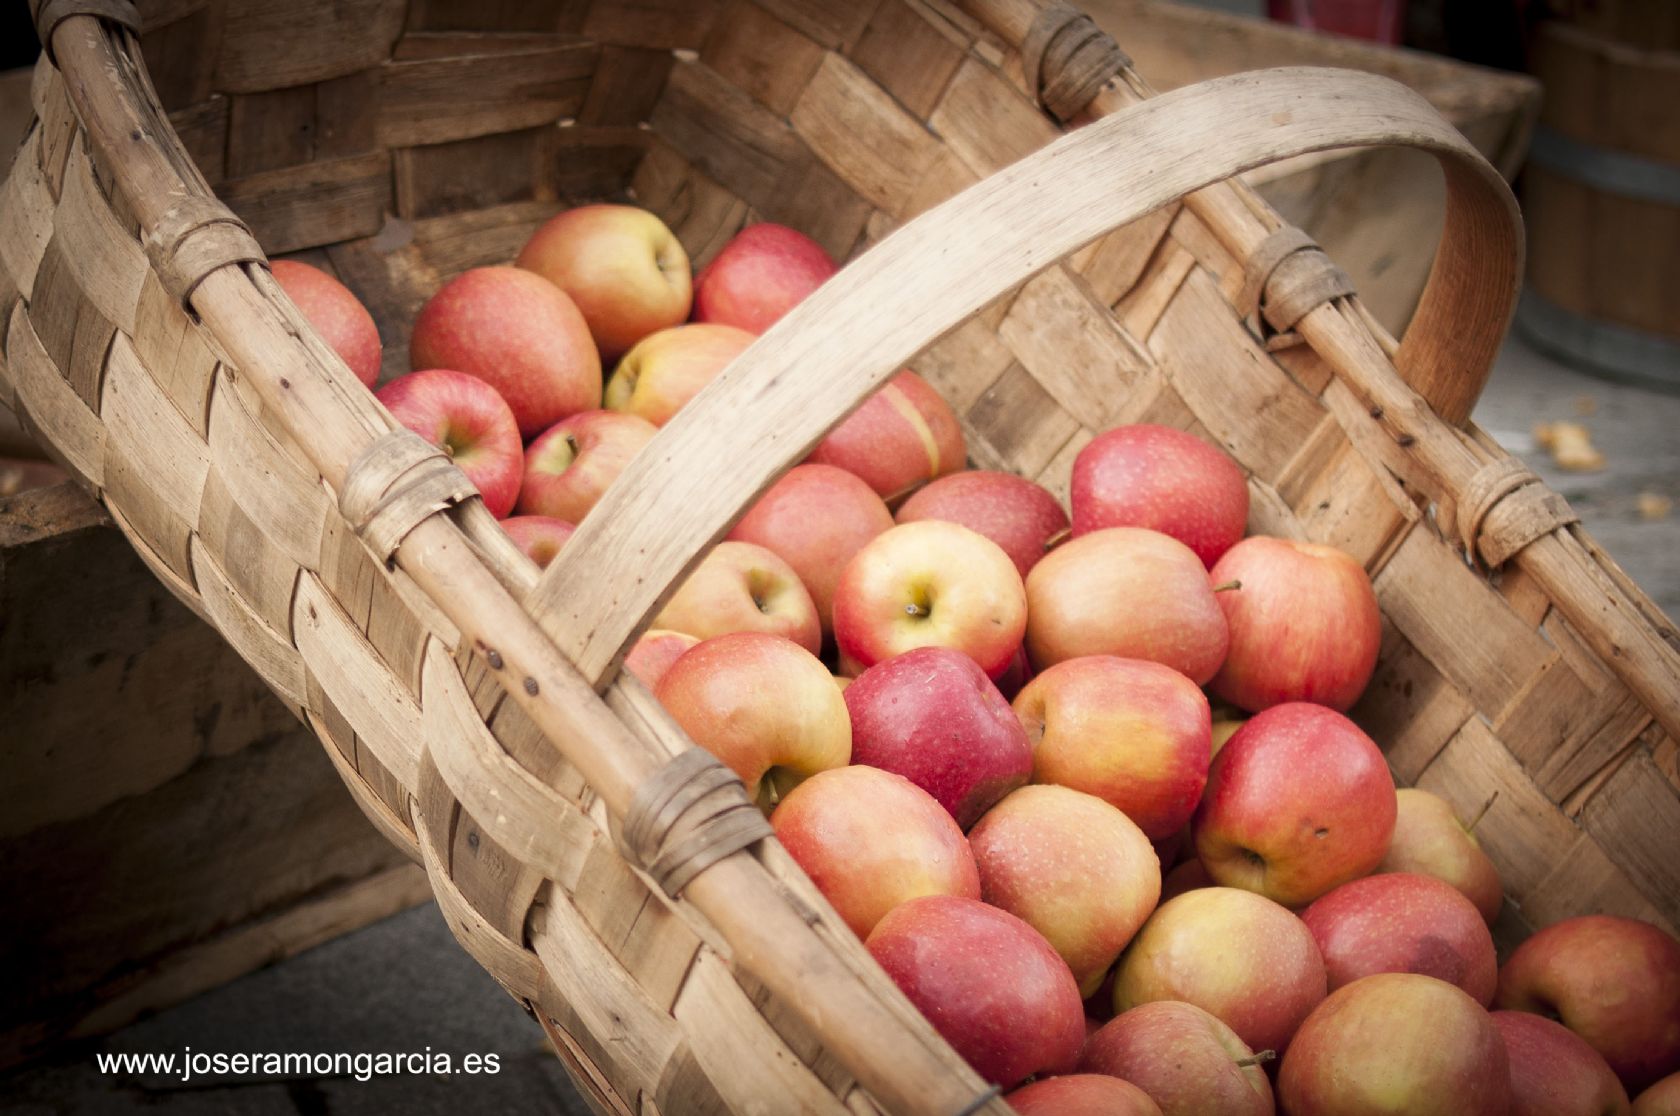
xmin=340 ymin=428 xmax=481 ymax=565
xmin=618 ymin=749 xmax=773 ymax=899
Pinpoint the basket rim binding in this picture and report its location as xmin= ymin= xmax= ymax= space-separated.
xmin=21 ymin=0 xmax=1680 ymax=1111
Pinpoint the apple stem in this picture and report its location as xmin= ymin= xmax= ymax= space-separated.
xmin=1212 ymin=579 xmax=1243 ymax=593
xmin=1043 ymin=527 xmax=1071 ymax=552
xmin=903 ymin=603 xmax=930 ymax=618
xmin=1465 ymin=790 xmax=1499 ymax=834
xmin=1234 ymin=1050 xmax=1276 ymax=1068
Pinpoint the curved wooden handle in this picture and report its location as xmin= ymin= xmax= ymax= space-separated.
xmin=531 ymin=66 xmax=1521 ymax=686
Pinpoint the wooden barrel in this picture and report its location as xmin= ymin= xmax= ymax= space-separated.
xmin=1522 ymin=11 xmax=1680 ymax=390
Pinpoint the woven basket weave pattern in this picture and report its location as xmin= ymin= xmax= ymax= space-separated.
xmin=3 ymin=1 xmax=1678 ymax=1112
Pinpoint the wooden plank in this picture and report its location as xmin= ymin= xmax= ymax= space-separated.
xmin=215 ymin=0 xmax=407 ymax=94
xmin=226 ymin=85 xmax=318 ymax=178
xmin=1273 ymin=416 xmax=1413 ymax=567
xmin=650 ymin=59 xmax=807 ymax=211
xmin=1073 ymin=206 xmax=1180 ymax=307
xmin=138 ymin=2 xmax=225 ymax=112
xmin=580 ymin=0 xmax=723 ymax=49
xmin=1373 ymin=525 xmax=1560 ymax=719
xmin=700 ymin=0 xmax=825 ymax=116
xmin=672 ymin=951 xmax=851 ymax=1116
xmin=97 ymin=334 xmax=211 ymax=581
xmin=927 ymin=56 xmax=1057 ymax=177
xmin=189 ymin=531 xmax=308 ymax=706
xmin=0 ymin=129 xmax=54 ymax=311
xmin=997 ymin=264 xmax=1154 ymax=428
xmin=1522 ymin=831 xmax=1677 ymax=937
xmin=752 ymin=0 xmax=875 ymax=51
xmin=25 ymin=239 xmax=117 ymax=413
xmin=292 ymin=574 xmax=424 ymax=788
xmin=1414 ymin=718 xmax=1583 ymax=907
xmin=1351 ymin=618 xmax=1475 ymax=785
xmin=5 ymin=304 xmax=105 ymax=490
xmin=962 ymin=361 xmax=1081 ymax=479
xmin=391 ymin=128 xmax=550 ymax=221
xmin=0 ymin=483 xmax=285 ymax=837
xmin=61 ymin=865 xmax=430 ymax=1046
xmin=1578 ymin=751 xmax=1680 ymax=926
xmin=222 ymin=151 xmax=392 ymax=255
xmin=1147 ymin=268 xmax=1326 ymax=479
xmin=851 ymin=0 xmax=970 ymax=120
xmin=377 ymin=34 xmax=595 ymax=148
xmin=790 ymin=52 xmax=941 ymax=215
xmin=50 ymin=146 xmax=148 ymax=337
xmin=579 ymin=45 xmax=675 ymax=126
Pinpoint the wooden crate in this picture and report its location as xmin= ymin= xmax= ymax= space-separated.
xmin=1085 ymin=0 xmax=1540 ymax=335
xmin=0 ymin=482 xmax=429 ymax=1069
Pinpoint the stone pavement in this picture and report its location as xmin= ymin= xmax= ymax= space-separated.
xmin=1 ymin=330 xmax=1673 ymax=1116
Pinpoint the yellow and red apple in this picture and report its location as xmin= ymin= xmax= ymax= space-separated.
xmin=517 ymin=203 xmax=691 ymax=360
xmin=654 ymin=632 xmax=849 ymax=808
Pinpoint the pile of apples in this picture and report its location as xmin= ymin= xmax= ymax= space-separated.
xmin=276 ymin=205 xmax=1680 ymax=1116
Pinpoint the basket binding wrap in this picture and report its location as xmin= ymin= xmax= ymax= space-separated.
xmin=3 ymin=1 xmax=1679 ymax=1111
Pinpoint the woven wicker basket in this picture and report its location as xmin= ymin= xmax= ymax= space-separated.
xmin=5 ymin=0 xmax=1679 ymax=1111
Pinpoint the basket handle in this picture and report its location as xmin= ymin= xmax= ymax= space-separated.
xmin=531 ymin=66 xmax=1520 ymax=686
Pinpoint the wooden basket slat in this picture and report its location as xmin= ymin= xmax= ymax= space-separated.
xmin=5 ymin=2 xmax=1678 ymax=1112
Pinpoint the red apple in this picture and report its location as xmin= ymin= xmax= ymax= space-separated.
xmin=809 ymin=370 xmax=966 ymax=502
xmin=654 ymin=632 xmax=849 ymax=807
xmin=1013 ymin=655 xmax=1211 ymax=840
xmin=1024 ymin=527 xmax=1229 ymax=684
xmin=653 ymin=541 xmax=821 ymax=654
xmin=727 ymin=463 xmax=894 ymax=634
xmin=896 ymin=470 xmax=1069 ymax=579
xmin=1301 ymin=872 xmax=1497 ymax=1005
xmin=969 ymin=785 xmax=1160 ymax=995
xmin=1071 ymin=424 xmax=1248 ymax=566
xmin=1279 ymin=973 xmax=1511 ymax=1116
xmin=410 ymin=266 xmax=600 ymax=438
xmin=1113 ymin=886 xmax=1327 ymax=1055
xmin=1160 ymin=859 xmax=1214 ymax=903
xmin=866 ymin=895 xmax=1085 ymax=1087
xmin=1493 ymin=1010 xmax=1631 ymax=1116
xmin=500 ymin=515 xmax=574 ymax=567
xmin=517 ymin=410 xmax=655 ymax=523
xmin=271 ymin=259 xmax=382 ymax=387
xmin=692 ymin=221 xmax=835 ymax=334
xmin=833 ymin=521 xmax=1026 ymax=679
xmin=771 ymin=765 xmax=979 ymax=940
xmin=1634 ymin=1073 xmax=1680 ymax=1115
xmin=843 ymin=646 xmax=1032 ymax=829
xmin=1006 ymin=1075 xmax=1163 ymax=1116
xmin=622 ymin=629 xmax=699 ymax=690
xmin=1081 ymin=1001 xmax=1275 ymax=1116
xmin=1207 ymin=536 xmax=1381 ymax=714
xmin=1496 ymin=915 xmax=1680 ymax=1092
xmin=604 ymin=323 xmax=755 ymax=426
xmin=376 ymin=369 xmax=523 ymax=518
xmin=516 ymin=203 xmax=690 ymax=360
xmin=1194 ymin=702 xmax=1396 ymax=908
xmin=993 ymin=644 xmax=1033 ymax=702
xmin=1379 ymin=787 xmax=1504 ymax=926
